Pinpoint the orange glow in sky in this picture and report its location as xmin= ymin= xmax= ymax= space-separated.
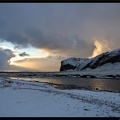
xmin=89 ymin=40 xmax=103 ymax=58
xmin=89 ymin=39 xmax=111 ymax=58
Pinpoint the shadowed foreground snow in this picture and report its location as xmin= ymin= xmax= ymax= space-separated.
xmin=0 ymin=78 xmax=120 ymax=117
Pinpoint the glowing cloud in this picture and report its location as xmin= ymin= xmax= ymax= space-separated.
xmin=8 ymin=49 xmax=49 ymax=68
xmin=14 ymin=57 xmax=60 ymax=72
xmin=89 ymin=38 xmax=111 ymax=58
xmin=0 ymin=40 xmax=49 ymax=68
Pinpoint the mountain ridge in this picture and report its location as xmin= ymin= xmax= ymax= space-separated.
xmin=60 ymin=48 xmax=120 ymax=71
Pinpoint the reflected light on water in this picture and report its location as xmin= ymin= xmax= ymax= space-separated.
xmin=89 ymin=79 xmax=106 ymax=90
xmin=8 ymin=76 xmax=120 ymax=92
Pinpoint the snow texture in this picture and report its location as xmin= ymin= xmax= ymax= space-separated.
xmin=0 ymin=78 xmax=120 ymax=117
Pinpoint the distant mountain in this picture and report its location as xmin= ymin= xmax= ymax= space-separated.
xmin=60 ymin=48 xmax=120 ymax=71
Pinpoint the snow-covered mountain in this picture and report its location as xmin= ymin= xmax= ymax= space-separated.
xmin=60 ymin=48 xmax=120 ymax=71
xmin=60 ymin=57 xmax=88 ymax=71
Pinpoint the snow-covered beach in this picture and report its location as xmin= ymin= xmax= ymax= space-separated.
xmin=0 ymin=77 xmax=120 ymax=117
xmin=0 ymin=3 xmax=120 ymax=118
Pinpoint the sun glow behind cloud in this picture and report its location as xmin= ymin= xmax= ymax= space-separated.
xmin=0 ymin=40 xmax=49 ymax=68
xmin=0 ymin=3 xmax=119 ymax=71
xmin=89 ymin=38 xmax=111 ymax=58
xmin=8 ymin=49 xmax=49 ymax=68
xmin=9 ymin=52 xmax=49 ymax=67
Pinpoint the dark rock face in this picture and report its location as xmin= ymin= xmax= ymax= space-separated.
xmin=60 ymin=48 xmax=120 ymax=71
xmin=60 ymin=58 xmax=79 ymax=71
xmin=60 ymin=57 xmax=87 ymax=71
xmin=60 ymin=64 xmax=77 ymax=71
xmin=81 ymin=52 xmax=110 ymax=70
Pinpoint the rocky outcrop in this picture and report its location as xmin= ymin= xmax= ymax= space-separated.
xmin=60 ymin=48 xmax=120 ymax=71
xmin=60 ymin=57 xmax=88 ymax=71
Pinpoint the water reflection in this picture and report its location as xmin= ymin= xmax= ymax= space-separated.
xmin=9 ymin=77 xmax=120 ymax=93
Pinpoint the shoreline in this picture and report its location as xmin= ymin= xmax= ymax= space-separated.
xmin=0 ymin=78 xmax=120 ymax=117
xmin=0 ymin=70 xmax=120 ymax=79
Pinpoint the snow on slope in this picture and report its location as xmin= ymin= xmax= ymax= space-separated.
xmin=60 ymin=48 xmax=120 ymax=71
xmin=60 ymin=57 xmax=88 ymax=71
xmin=61 ymin=57 xmax=80 ymax=66
xmin=95 ymin=62 xmax=120 ymax=70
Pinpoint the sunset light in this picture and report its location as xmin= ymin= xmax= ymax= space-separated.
xmin=89 ymin=38 xmax=111 ymax=58
xmin=0 ymin=3 xmax=120 ymax=117
xmin=0 ymin=3 xmax=119 ymax=71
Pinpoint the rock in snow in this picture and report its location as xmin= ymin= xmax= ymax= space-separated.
xmin=60 ymin=48 xmax=120 ymax=71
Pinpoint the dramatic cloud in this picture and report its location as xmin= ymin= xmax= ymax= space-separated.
xmin=0 ymin=3 xmax=120 ymax=71
xmin=0 ymin=47 xmax=35 ymax=71
xmin=19 ymin=52 xmax=30 ymax=57
xmin=0 ymin=48 xmax=15 ymax=70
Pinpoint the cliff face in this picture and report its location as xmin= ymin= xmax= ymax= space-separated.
xmin=60 ymin=57 xmax=88 ymax=71
xmin=60 ymin=48 xmax=120 ymax=71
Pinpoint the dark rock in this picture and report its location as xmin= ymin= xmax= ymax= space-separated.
xmin=60 ymin=57 xmax=88 ymax=71
xmin=60 ymin=64 xmax=76 ymax=71
xmin=96 ymin=88 xmax=99 ymax=90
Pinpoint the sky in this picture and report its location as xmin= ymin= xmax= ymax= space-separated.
xmin=0 ymin=3 xmax=120 ymax=71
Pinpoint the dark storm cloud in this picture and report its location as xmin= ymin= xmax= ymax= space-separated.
xmin=19 ymin=52 xmax=30 ymax=57
xmin=3 ymin=49 xmax=14 ymax=56
xmin=0 ymin=3 xmax=120 ymax=58
xmin=42 ymin=35 xmax=95 ymax=58
xmin=1 ymin=32 xmax=28 ymax=48
xmin=0 ymin=48 xmax=15 ymax=70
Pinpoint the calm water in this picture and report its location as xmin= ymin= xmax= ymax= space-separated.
xmin=9 ymin=76 xmax=120 ymax=93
